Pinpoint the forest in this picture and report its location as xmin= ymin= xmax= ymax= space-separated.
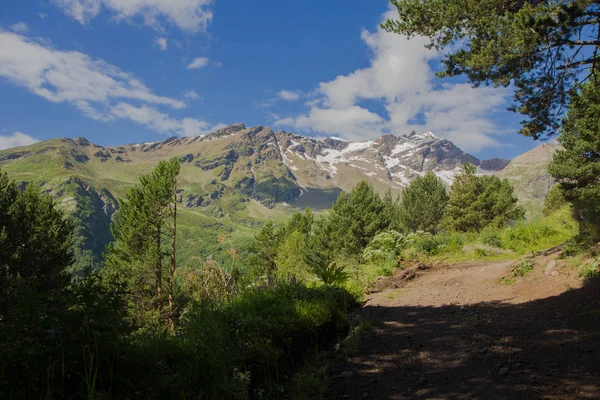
xmin=0 ymin=149 xmax=591 ymax=398
xmin=3 ymin=0 xmax=600 ymax=398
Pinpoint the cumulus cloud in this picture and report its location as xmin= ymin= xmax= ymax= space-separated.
xmin=183 ymin=89 xmax=200 ymax=100
xmin=109 ymin=102 xmax=212 ymax=136
xmin=0 ymin=31 xmax=212 ymax=136
xmin=186 ymin=57 xmax=209 ymax=69
xmin=53 ymin=0 xmax=214 ymax=33
xmin=154 ymin=36 xmax=168 ymax=51
xmin=274 ymin=8 xmax=511 ymax=152
xmin=278 ymin=90 xmax=300 ymax=101
xmin=9 ymin=22 xmax=29 ymax=34
xmin=0 ymin=131 xmax=39 ymax=150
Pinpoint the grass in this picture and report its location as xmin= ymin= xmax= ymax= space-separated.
xmin=2 ymin=280 xmax=357 ymax=400
xmin=498 ymin=258 xmax=535 ymax=286
xmin=510 ymin=258 xmax=536 ymax=277
xmin=420 ymin=205 xmax=578 ymax=264
xmin=579 ymin=259 xmax=600 ymax=283
xmin=499 ymin=277 xmax=517 ymax=286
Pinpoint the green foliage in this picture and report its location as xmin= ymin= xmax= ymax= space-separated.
xmin=499 ymin=277 xmax=516 ymax=286
xmin=474 ymin=247 xmax=491 ymax=258
xmin=275 ymin=229 xmax=312 ymax=281
xmin=498 ymin=258 xmax=535 ymax=286
xmin=363 ymin=230 xmax=405 ymax=275
xmin=510 ymin=258 xmax=535 ymax=278
xmin=383 ymin=0 xmax=600 ymax=140
xmin=103 ymin=157 xmax=180 ymax=333
xmin=69 ymin=185 xmax=116 ymax=276
xmin=549 ymin=76 xmax=600 ymax=244
xmin=405 ymin=231 xmax=443 ymax=255
xmin=0 ymin=170 xmax=74 ymax=336
xmin=381 ymin=189 xmax=398 ymax=230
xmin=325 ymin=181 xmax=387 ymax=256
xmin=579 ymin=259 xmax=600 ymax=283
xmin=444 ymin=163 xmax=525 ymax=232
xmin=543 ymin=185 xmax=569 ymax=217
xmin=480 ymin=225 xmax=503 ymax=249
xmin=246 ymin=220 xmax=280 ymax=279
xmin=127 ymin=283 xmax=355 ymax=399
xmin=363 ymin=230 xmax=405 ymax=264
xmin=312 ymin=261 xmax=350 ymax=286
xmin=397 ymin=171 xmax=448 ymax=233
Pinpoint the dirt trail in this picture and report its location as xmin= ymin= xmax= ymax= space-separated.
xmin=330 ymin=253 xmax=600 ymax=399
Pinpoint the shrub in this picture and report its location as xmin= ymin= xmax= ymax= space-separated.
xmin=579 ymin=260 xmax=600 ymax=283
xmin=474 ymin=247 xmax=490 ymax=258
xmin=405 ymin=231 xmax=442 ymax=255
xmin=480 ymin=226 xmax=503 ymax=248
xmin=363 ymin=230 xmax=405 ymax=265
xmin=313 ymin=261 xmax=350 ymax=286
xmin=510 ymin=258 xmax=535 ymax=277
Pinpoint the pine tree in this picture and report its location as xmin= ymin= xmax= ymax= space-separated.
xmin=246 ymin=220 xmax=280 ymax=279
xmin=444 ymin=164 xmax=524 ymax=232
xmin=0 ymin=170 xmax=74 ymax=337
xmin=397 ymin=172 xmax=448 ymax=233
xmin=381 ymin=189 xmax=398 ymax=230
xmin=103 ymin=158 xmax=180 ymax=333
xmin=383 ymin=0 xmax=600 ymax=140
xmin=549 ymin=76 xmax=600 ymax=239
xmin=326 ymin=181 xmax=386 ymax=255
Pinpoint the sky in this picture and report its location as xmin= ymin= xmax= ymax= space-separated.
xmin=0 ymin=0 xmax=543 ymax=159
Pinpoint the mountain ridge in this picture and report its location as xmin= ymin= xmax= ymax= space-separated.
xmin=1 ymin=123 xmax=510 ymax=208
xmin=0 ymin=123 xmax=554 ymax=267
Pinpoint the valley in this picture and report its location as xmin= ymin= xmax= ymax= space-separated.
xmin=0 ymin=123 xmax=553 ymax=270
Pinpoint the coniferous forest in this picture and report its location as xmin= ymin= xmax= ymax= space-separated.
xmin=3 ymin=0 xmax=600 ymax=398
xmin=1 ymin=154 xmax=586 ymax=398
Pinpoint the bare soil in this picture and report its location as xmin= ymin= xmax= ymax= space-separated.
xmin=330 ymin=251 xmax=600 ymax=399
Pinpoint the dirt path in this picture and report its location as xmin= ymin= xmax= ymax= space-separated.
xmin=330 ymin=254 xmax=600 ymax=399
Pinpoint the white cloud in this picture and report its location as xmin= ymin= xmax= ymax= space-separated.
xmin=186 ymin=57 xmax=209 ymax=69
xmin=109 ymin=103 xmax=217 ymax=136
xmin=274 ymin=8 xmax=511 ymax=152
xmin=53 ymin=0 xmax=214 ymax=33
xmin=9 ymin=22 xmax=29 ymax=34
xmin=154 ymin=36 xmax=168 ymax=51
xmin=278 ymin=89 xmax=300 ymax=101
xmin=0 ymin=31 xmax=213 ymax=136
xmin=39 ymin=13 xmax=48 ymax=19
xmin=183 ymin=89 xmax=199 ymax=100
xmin=0 ymin=131 xmax=39 ymax=150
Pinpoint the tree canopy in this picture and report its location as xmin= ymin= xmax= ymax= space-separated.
xmin=444 ymin=164 xmax=524 ymax=231
xmin=397 ymin=171 xmax=448 ymax=233
xmin=548 ymin=75 xmax=600 ymax=236
xmin=103 ymin=158 xmax=180 ymax=333
xmin=383 ymin=0 xmax=600 ymax=140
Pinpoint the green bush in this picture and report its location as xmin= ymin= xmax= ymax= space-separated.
xmin=579 ymin=260 xmax=600 ymax=283
xmin=480 ymin=226 xmax=503 ymax=248
xmin=510 ymin=258 xmax=535 ymax=277
xmin=405 ymin=231 xmax=442 ymax=255
xmin=363 ymin=230 xmax=405 ymax=264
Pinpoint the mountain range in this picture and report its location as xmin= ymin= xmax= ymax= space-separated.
xmin=0 ymin=123 xmax=554 ymax=267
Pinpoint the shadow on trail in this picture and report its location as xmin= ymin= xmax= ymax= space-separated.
xmin=330 ymin=277 xmax=600 ymax=400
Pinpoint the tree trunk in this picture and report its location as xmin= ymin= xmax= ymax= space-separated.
xmin=155 ymin=223 xmax=162 ymax=299
xmin=167 ymin=186 xmax=177 ymax=335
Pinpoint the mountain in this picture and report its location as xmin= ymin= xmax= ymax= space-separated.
xmin=496 ymin=142 xmax=559 ymax=218
xmin=0 ymin=123 xmax=510 ymax=267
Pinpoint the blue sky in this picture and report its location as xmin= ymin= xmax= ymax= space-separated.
xmin=0 ymin=0 xmax=540 ymax=159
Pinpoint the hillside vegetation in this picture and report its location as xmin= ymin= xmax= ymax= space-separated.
xmin=0 ymin=124 xmax=528 ymax=273
xmin=1 ymin=151 xmax=584 ymax=398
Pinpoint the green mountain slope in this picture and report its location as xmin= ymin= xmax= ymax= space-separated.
xmin=495 ymin=143 xmax=559 ymax=218
xmin=0 ymin=123 xmax=516 ymax=269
